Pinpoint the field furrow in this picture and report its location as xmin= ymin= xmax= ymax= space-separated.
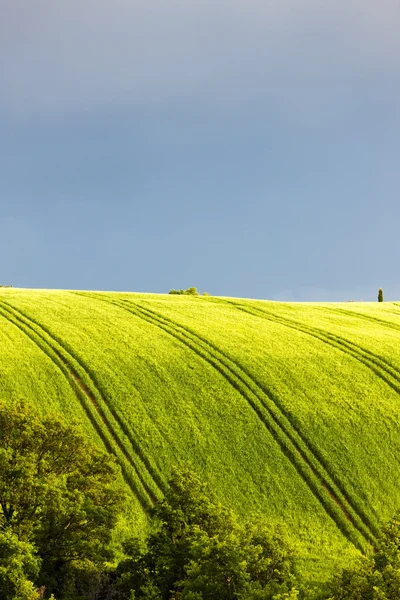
xmin=228 ymin=301 xmax=400 ymax=400
xmin=133 ymin=300 xmax=382 ymax=544
xmin=315 ymin=305 xmax=400 ymax=334
xmin=221 ymin=299 xmax=400 ymax=528
xmin=82 ymin=292 xmax=373 ymax=549
xmin=0 ymin=298 xmax=160 ymax=508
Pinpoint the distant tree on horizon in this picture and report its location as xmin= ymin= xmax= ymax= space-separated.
xmin=169 ymin=287 xmax=210 ymax=296
xmin=378 ymin=288 xmax=384 ymax=302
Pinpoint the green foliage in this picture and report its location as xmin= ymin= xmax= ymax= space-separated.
xmin=169 ymin=288 xmax=201 ymax=296
xmin=185 ymin=287 xmax=199 ymax=296
xmin=328 ymin=514 xmax=400 ymax=599
xmin=0 ymin=399 xmax=125 ymax=598
xmin=117 ymin=466 xmax=297 ymax=600
xmin=0 ymin=530 xmax=40 ymax=600
xmin=378 ymin=288 xmax=384 ymax=302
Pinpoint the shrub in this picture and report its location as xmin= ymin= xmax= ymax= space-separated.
xmin=328 ymin=513 xmax=400 ymax=599
xmin=117 ymin=466 xmax=297 ymax=599
xmin=0 ymin=399 xmax=125 ymax=598
xmin=169 ymin=288 xmax=210 ymax=296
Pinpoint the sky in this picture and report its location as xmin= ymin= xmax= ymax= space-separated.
xmin=1 ymin=0 xmax=399 ymax=301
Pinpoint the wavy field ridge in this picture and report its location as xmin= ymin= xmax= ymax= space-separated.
xmin=76 ymin=292 xmax=373 ymax=549
xmin=2 ymin=289 xmax=400 ymax=583
xmin=0 ymin=298 xmax=162 ymax=509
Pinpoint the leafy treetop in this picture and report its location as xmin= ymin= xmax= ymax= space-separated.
xmin=169 ymin=288 xmax=210 ymax=296
xmin=117 ymin=465 xmax=298 ymax=599
xmin=0 ymin=399 xmax=125 ymax=600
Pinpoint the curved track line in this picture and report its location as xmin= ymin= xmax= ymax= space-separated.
xmin=227 ymin=300 xmax=400 ymax=399
xmin=223 ymin=301 xmax=400 ymax=428
xmin=4 ymin=299 xmax=167 ymax=496
xmin=128 ymin=300 xmax=380 ymax=543
xmin=122 ymin=299 xmax=377 ymax=547
xmin=79 ymin=292 xmax=374 ymax=550
xmin=311 ymin=306 xmax=400 ymax=378
xmin=220 ymin=299 xmax=400 ymax=525
xmin=0 ymin=306 xmax=150 ymax=509
xmin=0 ymin=299 xmax=162 ymax=507
xmin=0 ymin=298 xmax=167 ymax=499
xmin=314 ymin=305 xmax=400 ymax=335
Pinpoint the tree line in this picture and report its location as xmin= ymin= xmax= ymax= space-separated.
xmin=1 ymin=400 xmax=399 ymax=600
xmin=169 ymin=287 xmax=387 ymax=302
xmin=169 ymin=287 xmax=210 ymax=296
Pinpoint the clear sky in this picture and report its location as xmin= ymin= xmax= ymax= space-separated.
xmin=1 ymin=1 xmax=399 ymax=300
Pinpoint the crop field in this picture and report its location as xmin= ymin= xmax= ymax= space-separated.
xmin=1 ymin=288 xmax=400 ymax=587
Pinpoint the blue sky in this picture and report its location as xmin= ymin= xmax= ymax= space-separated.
xmin=1 ymin=0 xmax=399 ymax=300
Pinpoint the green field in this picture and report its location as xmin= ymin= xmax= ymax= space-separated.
xmin=2 ymin=288 xmax=400 ymax=588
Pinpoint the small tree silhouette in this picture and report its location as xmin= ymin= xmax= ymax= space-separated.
xmin=378 ymin=288 xmax=384 ymax=302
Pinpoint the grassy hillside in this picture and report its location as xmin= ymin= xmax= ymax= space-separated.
xmin=2 ymin=288 xmax=400 ymax=586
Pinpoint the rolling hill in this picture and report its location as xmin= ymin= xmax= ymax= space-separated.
xmin=2 ymin=288 xmax=400 ymax=587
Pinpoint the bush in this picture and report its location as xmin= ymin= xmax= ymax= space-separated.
xmin=117 ymin=466 xmax=297 ymax=600
xmin=0 ymin=530 xmax=40 ymax=600
xmin=169 ymin=288 xmax=210 ymax=296
xmin=0 ymin=399 xmax=125 ymax=598
xmin=328 ymin=513 xmax=400 ymax=599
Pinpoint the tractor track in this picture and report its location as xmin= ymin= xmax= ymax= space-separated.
xmin=225 ymin=300 xmax=400 ymax=401
xmin=314 ymin=305 xmax=400 ymax=335
xmin=0 ymin=298 xmax=163 ymax=508
xmin=78 ymin=292 xmax=376 ymax=550
xmin=217 ymin=297 xmax=400 ymax=529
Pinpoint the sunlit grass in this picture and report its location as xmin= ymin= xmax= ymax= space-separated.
xmin=1 ymin=288 xmax=399 ymax=587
